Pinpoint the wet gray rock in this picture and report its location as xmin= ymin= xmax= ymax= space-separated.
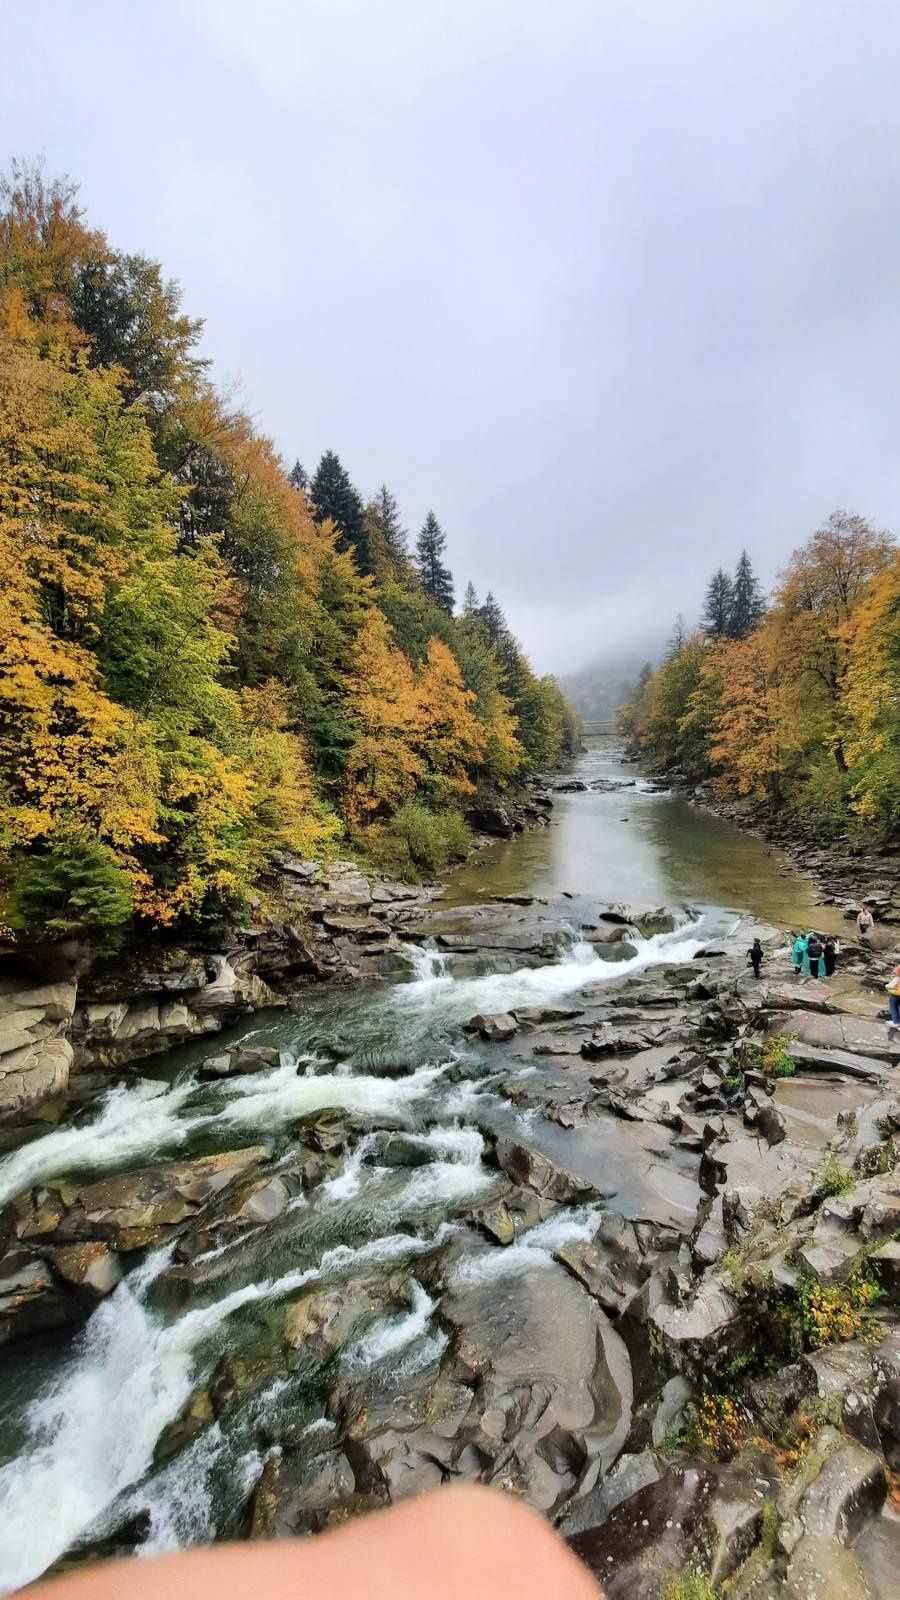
xmin=493 ymin=1138 xmax=600 ymax=1204
xmin=567 ymin=1462 xmax=764 ymax=1599
xmin=464 ymin=1012 xmax=519 ymax=1042
xmin=442 ymin=1256 xmax=633 ymax=1510
xmin=783 ymin=1535 xmax=874 ymax=1600
xmin=792 ymin=1434 xmax=886 ymax=1544
xmin=559 ymin=1448 xmax=660 ymax=1536
xmin=0 ymin=1249 xmax=79 ymax=1343
xmin=13 ymin=1147 xmax=269 ymax=1250
xmin=466 ymin=803 xmax=514 ymax=837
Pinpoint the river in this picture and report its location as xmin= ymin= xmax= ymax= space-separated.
xmin=0 ymin=741 xmax=848 ymax=1590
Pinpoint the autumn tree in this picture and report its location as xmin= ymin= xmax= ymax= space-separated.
xmin=415 ymin=511 xmax=454 ymax=613
xmin=706 ymin=631 xmax=786 ymax=804
xmin=842 ymin=555 xmax=900 ymax=836
xmin=344 ymin=610 xmax=422 ymax=823
xmin=415 ymin=638 xmax=485 ymax=802
xmin=773 ymin=510 xmax=895 ymax=776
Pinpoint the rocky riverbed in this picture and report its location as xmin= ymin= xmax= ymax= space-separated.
xmin=3 ymin=734 xmax=900 ymax=1599
xmin=0 ymin=878 xmax=898 ymax=1597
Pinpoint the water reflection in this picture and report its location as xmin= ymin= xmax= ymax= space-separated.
xmin=446 ymin=739 xmax=843 ymax=933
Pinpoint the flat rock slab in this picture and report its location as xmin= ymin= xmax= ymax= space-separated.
xmin=786 ymin=1041 xmax=892 ymax=1081
xmin=770 ymin=1009 xmax=900 ymax=1065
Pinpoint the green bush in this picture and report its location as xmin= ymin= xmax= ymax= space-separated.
xmin=817 ymin=1153 xmax=853 ymax=1197
xmin=789 ymin=757 xmax=853 ymax=841
xmin=5 ymin=836 xmax=133 ymax=949
xmin=761 ymin=1034 xmax=796 ymax=1078
xmin=370 ymin=800 xmax=473 ymax=878
xmin=662 ymin=1571 xmax=717 ymax=1600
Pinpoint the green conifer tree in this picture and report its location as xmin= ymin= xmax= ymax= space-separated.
xmin=415 ymin=511 xmax=454 ymax=613
xmin=310 ymin=450 xmax=370 ymax=573
xmin=730 ymin=549 xmax=766 ymax=638
xmin=701 ymin=570 xmax=734 ymax=639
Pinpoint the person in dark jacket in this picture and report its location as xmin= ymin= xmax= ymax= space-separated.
xmin=806 ymin=932 xmax=823 ymax=980
xmin=748 ymin=938 xmax=763 ymax=979
xmin=823 ymin=937 xmax=837 ymax=978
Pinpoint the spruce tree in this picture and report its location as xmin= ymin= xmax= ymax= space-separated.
xmin=310 ymin=450 xmax=370 ymax=573
xmin=701 ymin=570 xmax=735 ymax=639
xmin=415 ymin=511 xmax=455 ymax=613
xmin=462 ymin=580 xmax=479 ymax=615
xmin=666 ymin=613 xmax=688 ymax=659
xmin=288 ymin=459 xmax=308 ymax=492
xmin=365 ymin=483 xmax=409 ymax=578
xmin=729 ymin=549 xmax=766 ymax=638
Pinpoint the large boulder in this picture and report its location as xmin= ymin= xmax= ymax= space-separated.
xmin=494 ymin=1139 xmax=600 ymax=1204
xmin=466 ymin=803 xmax=514 ymax=838
xmin=0 ymin=976 xmax=77 ymax=1124
xmin=12 ymin=1147 xmax=270 ymax=1251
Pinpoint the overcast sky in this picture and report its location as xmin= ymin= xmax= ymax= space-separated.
xmin=4 ymin=1 xmax=900 ymax=672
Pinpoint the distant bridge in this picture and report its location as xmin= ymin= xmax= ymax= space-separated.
xmin=580 ymin=720 xmax=618 ymax=734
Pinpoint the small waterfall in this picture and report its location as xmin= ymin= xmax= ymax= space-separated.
xmin=406 ymin=940 xmax=451 ymax=981
xmin=0 ymin=1224 xmax=456 ymax=1593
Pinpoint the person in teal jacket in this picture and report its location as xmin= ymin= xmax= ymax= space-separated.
xmin=792 ymin=933 xmax=808 ymax=976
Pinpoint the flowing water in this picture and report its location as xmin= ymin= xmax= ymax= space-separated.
xmin=0 ymin=741 xmax=839 ymax=1591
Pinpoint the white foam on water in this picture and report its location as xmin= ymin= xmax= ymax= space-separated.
xmin=450 ymin=1206 xmax=602 ymax=1286
xmin=344 ymin=1280 xmax=436 ymax=1366
xmin=406 ymin=943 xmax=451 ymax=981
xmin=137 ymin=1421 xmax=226 ymax=1554
xmin=0 ymin=1224 xmax=455 ymax=1593
xmin=0 ymin=1060 xmax=449 ymax=1211
xmin=391 ymin=922 xmax=707 ymax=1025
xmin=320 ymin=1125 xmax=493 ymax=1218
xmin=317 ymin=1133 xmax=379 ymax=1203
xmin=0 ymin=1079 xmax=201 ymax=1208
xmin=214 ymin=1058 xmax=448 ymax=1132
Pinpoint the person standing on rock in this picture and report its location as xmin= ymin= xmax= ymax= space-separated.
xmin=857 ymin=904 xmax=875 ymax=942
xmin=823 ymin=936 xmax=837 ymax=978
xmin=792 ymin=932 xmax=807 ymax=977
xmin=806 ymin=932 xmax=823 ymax=980
xmin=747 ymin=937 xmax=763 ymax=979
xmin=887 ymin=965 xmax=900 ymax=1040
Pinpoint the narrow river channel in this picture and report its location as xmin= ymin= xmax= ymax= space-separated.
xmin=0 ymin=741 xmax=845 ymax=1590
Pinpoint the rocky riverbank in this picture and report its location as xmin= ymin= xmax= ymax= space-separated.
xmin=0 ymin=784 xmax=555 ymax=1134
xmin=1 ymin=887 xmax=898 ymax=1596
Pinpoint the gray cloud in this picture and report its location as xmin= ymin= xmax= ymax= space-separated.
xmin=4 ymin=0 xmax=900 ymax=670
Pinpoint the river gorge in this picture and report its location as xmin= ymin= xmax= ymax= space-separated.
xmin=1 ymin=741 xmax=898 ymax=1598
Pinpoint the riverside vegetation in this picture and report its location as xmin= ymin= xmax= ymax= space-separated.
xmin=618 ymin=524 xmax=900 ymax=872
xmin=0 ymin=160 xmax=577 ymax=959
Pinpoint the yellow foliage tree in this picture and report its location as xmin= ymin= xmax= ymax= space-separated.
xmin=842 ymin=555 xmax=900 ymax=833
xmin=706 ymin=631 xmax=786 ymax=803
xmin=415 ymin=637 xmax=485 ymax=803
xmin=344 ymin=610 xmax=423 ymax=823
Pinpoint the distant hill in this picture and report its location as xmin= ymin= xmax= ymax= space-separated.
xmin=562 ymin=655 xmax=654 ymax=724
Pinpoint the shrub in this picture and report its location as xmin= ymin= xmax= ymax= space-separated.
xmin=369 ymin=800 xmax=473 ymax=878
xmin=796 ymin=1268 xmax=880 ymax=1350
xmin=5 ymin=835 xmax=133 ymax=949
xmin=683 ymin=1390 xmax=745 ymax=1460
xmin=817 ymin=1153 xmax=853 ymax=1197
xmin=761 ymin=1034 xmax=796 ymax=1078
xmin=663 ymin=1571 xmax=717 ymax=1600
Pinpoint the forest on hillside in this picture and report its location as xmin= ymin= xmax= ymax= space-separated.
xmin=619 ymin=521 xmax=900 ymax=841
xmin=0 ymin=163 xmax=579 ymax=950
